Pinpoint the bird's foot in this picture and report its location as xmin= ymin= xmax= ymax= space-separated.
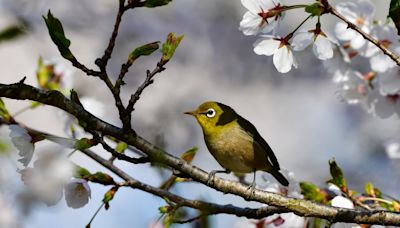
xmin=206 ymin=169 xmax=231 ymax=185
xmin=246 ymin=182 xmax=256 ymax=199
xmin=207 ymin=170 xmax=217 ymax=185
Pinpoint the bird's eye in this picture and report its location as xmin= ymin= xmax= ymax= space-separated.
xmin=205 ymin=108 xmax=216 ymax=118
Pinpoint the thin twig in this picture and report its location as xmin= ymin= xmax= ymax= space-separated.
xmin=126 ymin=60 xmax=167 ymax=114
xmin=324 ymin=0 xmax=400 ymax=66
xmin=173 ymin=215 xmax=203 ymax=224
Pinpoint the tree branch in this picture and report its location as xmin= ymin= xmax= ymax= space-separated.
xmin=1 ymin=82 xmax=400 ymax=225
xmin=126 ymin=59 xmax=166 ymax=115
xmin=80 ymin=147 xmax=289 ymax=220
xmin=324 ymin=0 xmax=400 ymax=66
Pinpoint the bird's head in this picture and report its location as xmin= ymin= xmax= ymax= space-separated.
xmin=185 ymin=101 xmax=237 ymax=134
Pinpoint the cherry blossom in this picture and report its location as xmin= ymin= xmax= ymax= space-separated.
xmin=366 ymin=24 xmax=400 ymax=73
xmin=239 ymin=0 xmax=281 ymax=36
xmin=18 ymin=151 xmax=74 ymax=206
xmin=370 ymin=92 xmax=400 ymax=119
xmin=334 ymin=0 xmax=375 ymax=50
xmin=384 ymin=138 xmax=400 ymax=159
xmin=64 ymin=179 xmax=91 ymax=209
xmin=379 ymin=68 xmax=400 ymax=95
xmin=336 ymin=70 xmax=373 ymax=111
xmin=253 ymin=36 xmax=297 ymax=73
xmin=9 ymin=125 xmax=34 ymax=167
xmin=292 ymin=28 xmax=336 ymax=60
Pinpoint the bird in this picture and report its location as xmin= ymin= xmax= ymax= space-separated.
xmin=185 ymin=101 xmax=289 ymax=193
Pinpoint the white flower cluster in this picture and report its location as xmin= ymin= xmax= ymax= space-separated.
xmin=8 ymin=125 xmax=91 ymax=209
xmin=239 ymin=0 xmax=400 ymax=118
xmin=330 ymin=0 xmax=400 ymax=119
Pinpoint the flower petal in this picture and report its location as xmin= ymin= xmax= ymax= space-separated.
xmin=313 ymin=35 xmax=334 ymax=60
xmin=370 ymin=54 xmax=395 ymax=73
xmin=9 ymin=125 xmax=34 ymax=167
xmin=239 ymin=11 xmax=262 ymax=36
xmin=331 ymin=196 xmax=354 ymax=209
xmin=253 ymin=37 xmax=280 ymax=56
xmin=334 ymin=22 xmax=357 ymax=41
xmin=273 ymin=45 xmax=295 ymax=73
xmin=65 ymin=179 xmax=91 ymax=209
xmin=291 ymin=31 xmax=313 ymax=51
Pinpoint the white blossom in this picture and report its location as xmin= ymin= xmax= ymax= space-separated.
xmin=384 ymin=138 xmax=400 ymax=159
xmin=65 ymin=179 xmax=91 ymax=209
xmin=239 ymin=0 xmax=281 ymax=36
xmin=379 ymin=68 xmax=400 ymax=95
xmin=292 ymin=29 xmax=335 ymax=60
xmin=261 ymin=171 xmax=305 ymax=227
xmin=9 ymin=125 xmax=34 ymax=167
xmin=369 ymin=92 xmax=400 ymax=119
xmin=253 ymin=36 xmax=297 ymax=73
xmin=336 ymin=70 xmax=373 ymax=111
xmin=334 ymin=0 xmax=374 ymax=50
xmin=0 ymin=195 xmax=17 ymax=228
xmin=18 ymin=151 xmax=74 ymax=206
xmin=331 ymin=196 xmax=354 ymax=209
xmin=365 ymin=24 xmax=400 ymax=72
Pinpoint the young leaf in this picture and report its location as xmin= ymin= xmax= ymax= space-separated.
xmin=74 ymin=138 xmax=97 ymax=151
xmin=389 ymin=0 xmax=400 ymax=35
xmin=305 ymin=3 xmax=324 ymax=17
xmin=300 ymin=182 xmax=327 ymax=203
xmin=0 ymin=25 xmax=25 ymax=43
xmin=180 ymin=147 xmax=197 ymax=164
xmin=365 ymin=182 xmax=376 ymax=197
xmin=128 ymin=42 xmax=160 ymax=63
xmin=103 ymin=186 xmax=119 ymax=210
xmin=43 ymin=10 xmax=75 ymax=60
xmin=162 ymin=33 xmax=184 ymax=63
xmin=328 ymin=159 xmax=347 ymax=191
xmin=75 ymin=166 xmax=92 ymax=179
xmin=89 ymin=172 xmax=115 ymax=185
xmin=145 ymin=0 xmax=172 ymax=8
xmin=115 ymin=142 xmax=128 ymax=153
xmin=0 ymin=98 xmax=11 ymax=122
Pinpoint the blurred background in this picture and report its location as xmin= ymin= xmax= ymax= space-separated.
xmin=0 ymin=0 xmax=399 ymax=227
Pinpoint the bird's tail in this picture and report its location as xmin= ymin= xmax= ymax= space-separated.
xmin=270 ymin=170 xmax=289 ymax=186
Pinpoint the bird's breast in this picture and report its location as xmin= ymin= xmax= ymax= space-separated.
xmin=204 ymin=123 xmax=256 ymax=173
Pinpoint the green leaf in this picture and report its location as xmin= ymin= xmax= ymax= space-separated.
xmin=300 ymin=182 xmax=327 ymax=203
xmin=0 ymin=98 xmax=11 ymax=122
xmin=74 ymin=138 xmax=96 ymax=151
xmin=75 ymin=166 xmax=92 ymax=179
xmin=180 ymin=147 xmax=197 ymax=164
xmin=0 ymin=25 xmax=25 ymax=43
xmin=328 ymin=159 xmax=347 ymax=191
xmin=128 ymin=42 xmax=160 ymax=62
xmin=145 ymin=0 xmax=172 ymax=8
xmin=89 ymin=172 xmax=115 ymax=185
xmin=389 ymin=0 xmax=400 ymax=35
xmin=43 ymin=10 xmax=74 ymax=60
xmin=115 ymin=142 xmax=128 ymax=154
xmin=162 ymin=33 xmax=184 ymax=63
xmin=103 ymin=186 xmax=119 ymax=210
xmin=365 ymin=182 xmax=375 ymax=196
xmin=305 ymin=3 xmax=324 ymax=17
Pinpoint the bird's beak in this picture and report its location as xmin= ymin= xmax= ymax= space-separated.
xmin=184 ymin=110 xmax=196 ymax=116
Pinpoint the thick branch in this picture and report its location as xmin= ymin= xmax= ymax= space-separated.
xmin=80 ymin=148 xmax=288 ymax=219
xmin=324 ymin=0 xmax=400 ymax=66
xmin=1 ymin=82 xmax=400 ymax=225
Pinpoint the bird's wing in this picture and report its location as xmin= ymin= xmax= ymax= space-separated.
xmin=237 ymin=117 xmax=281 ymax=170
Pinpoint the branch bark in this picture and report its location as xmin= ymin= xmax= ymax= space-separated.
xmin=1 ymin=82 xmax=400 ymax=225
xmin=324 ymin=0 xmax=400 ymax=66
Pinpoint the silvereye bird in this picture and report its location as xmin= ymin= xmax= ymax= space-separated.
xmin=185 ymin=101 xmax=289 ymax=191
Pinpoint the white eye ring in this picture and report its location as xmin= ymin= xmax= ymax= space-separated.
xmin=205 ymin=108 xmax=216 ymax=118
